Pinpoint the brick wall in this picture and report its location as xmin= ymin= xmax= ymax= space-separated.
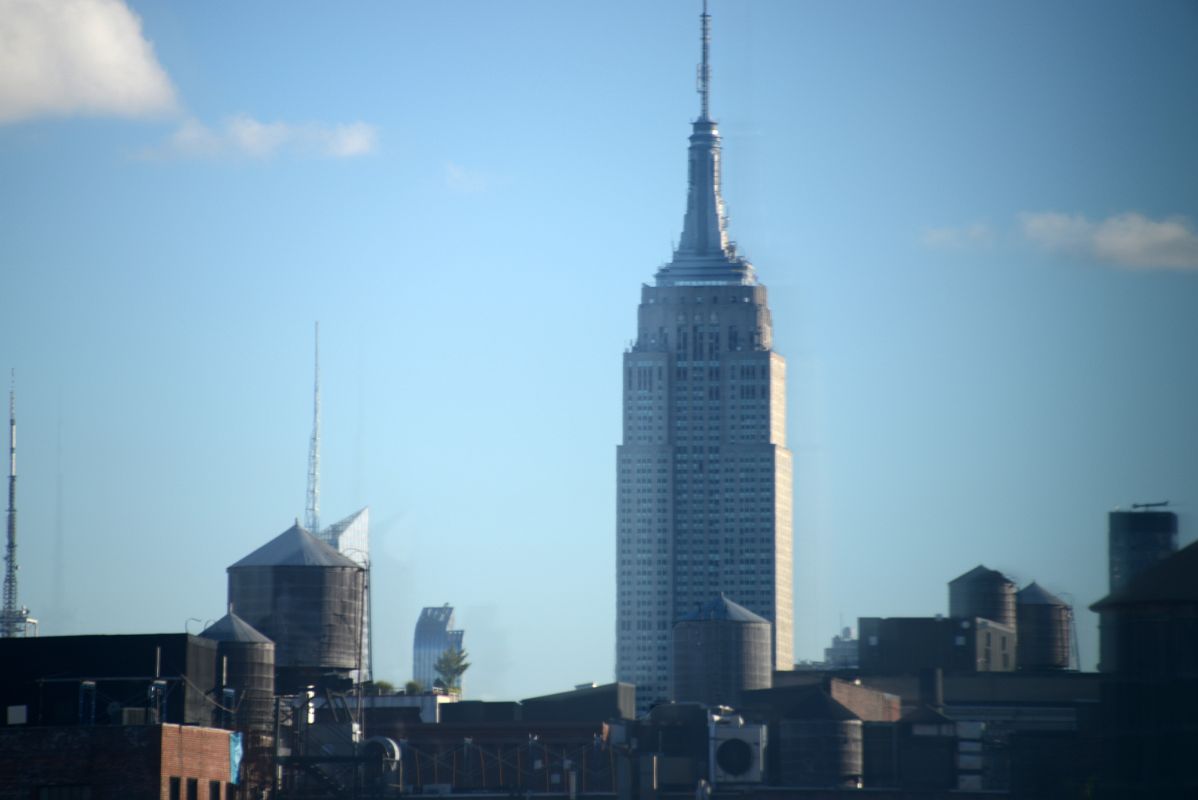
xmin=0 ymin=724 xmax=232 ymax=800
xmin=160 ymin=724 xmax=233 ymax=798
xmin=0 ymin=725 xmax=160 ymax=800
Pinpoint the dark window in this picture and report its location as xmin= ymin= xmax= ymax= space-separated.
xmin=169 ymin=778 xmax=181 ymax=800
xmin=187 ymin=778 xmax=198 ymax=800
xmin=209 ymin=781 xmax=221 ymax=800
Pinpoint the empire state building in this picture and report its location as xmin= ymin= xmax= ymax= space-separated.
xmin=615 ymin=3 xmax=793 ymax=707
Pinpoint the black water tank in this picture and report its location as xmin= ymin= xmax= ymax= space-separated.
xmin=949 ymin=565 xmax=1016 ymax=629
xmin=227 ymin=522 xmax=365 ymax=692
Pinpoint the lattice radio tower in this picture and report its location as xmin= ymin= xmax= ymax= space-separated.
xmin=2 ymin=371 xmax=34 ymax=637
xmin=305 ymin=323 xmax=321 ymax=535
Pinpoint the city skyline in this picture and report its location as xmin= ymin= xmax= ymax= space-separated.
xmin=1 ymin=1 xmax=1196 ymax=700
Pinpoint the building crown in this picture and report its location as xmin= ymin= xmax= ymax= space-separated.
xmin=658 ymin=1 xmax=755 ymax=287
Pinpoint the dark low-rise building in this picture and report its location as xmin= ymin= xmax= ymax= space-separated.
xmin=1092 ymin=537 xmax=1198 ymax=799
xmin=521 ymin=681 xmax=635 ymax=723
xmin=740 ymin=686 xmax=864 ymax=788
xmin=773 ymin=664 xmax=1102 ymax=793
xmin=0 ymin=633 xmax=221 ymax=727
xmin=859 ymin=616 xmax=1016 ymax=675
xmin=0 ymin=723 xmax=238 ymax=800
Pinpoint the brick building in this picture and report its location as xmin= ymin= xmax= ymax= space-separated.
xmin=0 ymin=723 xmax=236 ymax=800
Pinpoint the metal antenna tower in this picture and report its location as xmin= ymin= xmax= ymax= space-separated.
xmin=2 ymin=371 xmax=31 ymax=638
xmin=305 ymin=323 xmax=321 ymax=534
xmin=697 ymin=0 xmax=712 ymax=120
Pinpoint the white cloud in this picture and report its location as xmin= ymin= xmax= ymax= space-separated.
xmin=445 ymin=161 xmax=489 ymax=193
xmin=0 ymin=0 xmax=177 ymax=124
xmin=0 ymin=0 xmax=379 ymax=160
xmin=148 ymin=116 xmax=379 ymax=159
xmin=1020 ymin=211 xmax=1198 ymax=271
xmin=226 ymin=116 xmax=293 ymax=158
xmin=920 ymin=223 xmax=993 ymax=250
xmin=325 ymin=122 xmax=377 ymax=157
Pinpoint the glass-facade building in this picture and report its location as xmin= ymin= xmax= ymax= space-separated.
xmin=615 ymin=7 xmax=794 ymax=709
xmin=412 ymin=604 xmax=464 ymax=691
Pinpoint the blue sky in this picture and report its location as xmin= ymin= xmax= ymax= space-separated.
xmin=1 ymin=0 xmax=1196 ymax=698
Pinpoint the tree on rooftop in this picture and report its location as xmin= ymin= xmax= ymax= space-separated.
xmin=434 ymin=646 xmax=470 ymax=693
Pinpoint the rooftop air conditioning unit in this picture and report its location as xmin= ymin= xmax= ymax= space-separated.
xmin=709 ymin=712 xmax=766 ymax=785
xmin=122 ymin=707 xmax=159 ymax=725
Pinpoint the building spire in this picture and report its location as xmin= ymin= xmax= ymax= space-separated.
xmin=675 ymin=0 xmax=729 ymax=260
xmin=656 ymin=0 xmax=755 ymax=287
xmin=305 ymin=323 xmax=321 ymax=535
xmin=698 ymin=0 xmax=711 ymax=121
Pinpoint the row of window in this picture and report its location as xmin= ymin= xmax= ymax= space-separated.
xmin=167 ymin=778 xmax=229 ymax=800
xmin=643 ymin=292 xmax=755 ymax=305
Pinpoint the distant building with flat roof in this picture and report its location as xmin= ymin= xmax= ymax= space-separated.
xmin=0 ymin=633 xmax=222 ymax=727
xmin=824 ymin=626 xmax=859 ymax=669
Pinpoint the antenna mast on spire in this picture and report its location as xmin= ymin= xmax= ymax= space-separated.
xmin=305 ymin=323 xmax=321 ymax=534
xmin=697 ymin=0 xmax=712 ymax=120
xmin=2 ymin=371 xmax=34 ymax=638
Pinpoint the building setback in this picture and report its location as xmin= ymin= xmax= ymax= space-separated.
xmin=615 ymin=4 xmax=794 ymax=707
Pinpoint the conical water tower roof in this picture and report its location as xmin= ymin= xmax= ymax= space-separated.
xmin=199 ymin=611 xmax=274 ymax=644
xmin=1017 ymin=581 xmax=1066 ymax=607
xmin=950 ymin=564 xmax=1012 ymax=586
xmin=788 ymin=690 xmax=860 ymax=721
xmin=229 ymin=521 xmax=361 ymax=569
xmin=680 ymin=593 xmax=768 ymax=624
